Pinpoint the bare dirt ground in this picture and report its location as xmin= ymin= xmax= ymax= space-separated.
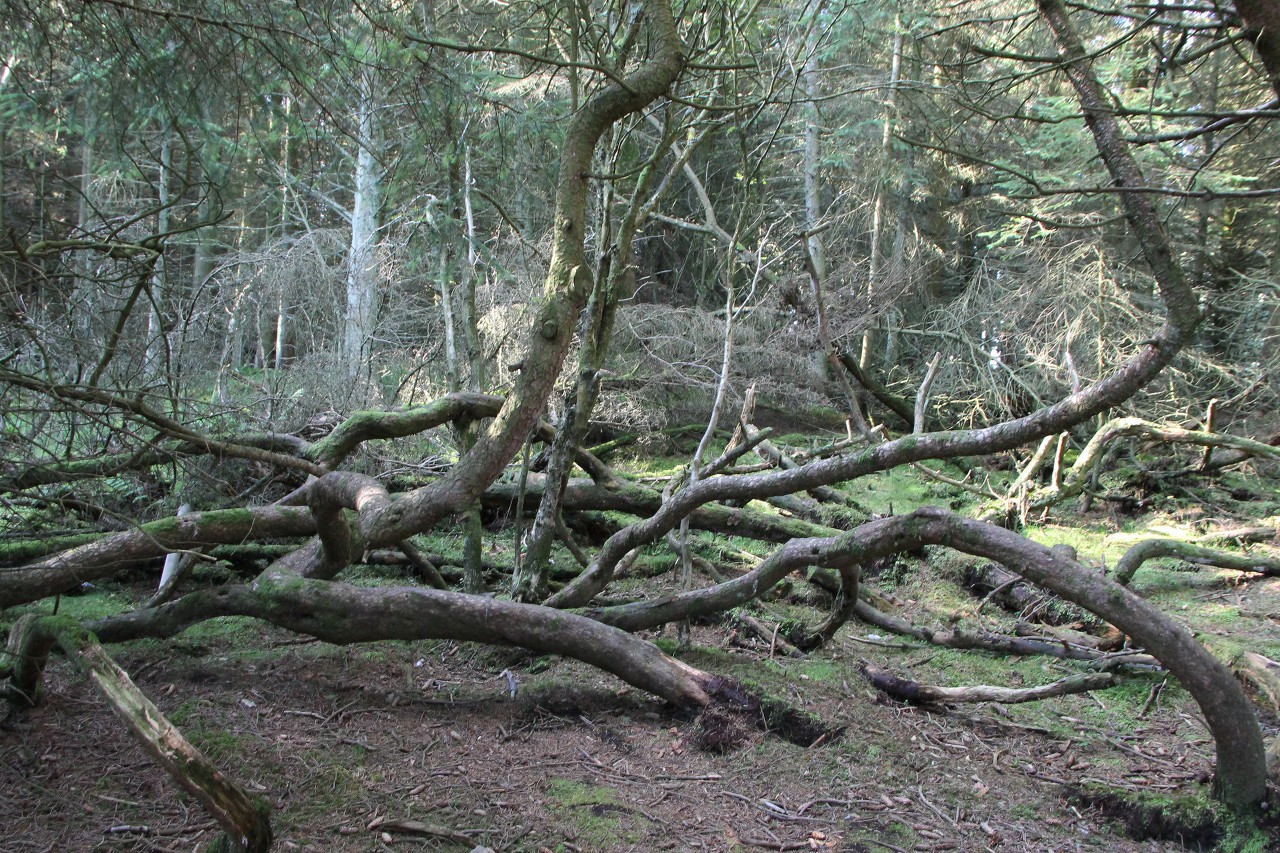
xmin=2 ymin=602 xmax=1253 ymax=853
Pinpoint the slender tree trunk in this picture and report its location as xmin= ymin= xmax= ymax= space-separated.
xmin=146 ymin=133 xmax=172 ymax=377
xmin=437 ymin=118 xmax=488 ymax=594
xmin=677 ymin=241 xmax=741 ymax=643
xmin=341 ymin=63 xmax=382 ymax=384
xmin=73 ymin=101 xmax=96 ymax=358
xmin=799 ymin=4 xmax=872 ymax=434
xmin=859 ymin=12 xmax=903 ymax=372
xmin=273 ymin=93 xmax=292 ymax=372
xmin=511 ymin=116 xmax=664 ymax=601
xmin=191 ymin=176 xmax=214 ymax=299
xmin=802 ymin=0 xmax=829 ymax=295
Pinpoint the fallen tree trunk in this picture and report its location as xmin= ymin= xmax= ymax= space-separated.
xmin=0 ymin=506 xmax=318 ymax=608
xmin=583 ymin=507 xmax=1266 ymax=806
xmin=88 ymin=572 xmax=714 ymax=708
xmin=859 ymin=661 xmax=1116 ymax=705
xmin=4 ymin=614 xmax=272 ymax=852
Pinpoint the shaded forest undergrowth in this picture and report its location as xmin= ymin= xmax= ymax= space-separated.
xmin=4 ymin=446 xmax=1280 ymax=853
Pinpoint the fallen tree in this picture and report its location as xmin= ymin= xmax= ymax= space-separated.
xmin=5 ymin=2 xmax=1279 ymax=843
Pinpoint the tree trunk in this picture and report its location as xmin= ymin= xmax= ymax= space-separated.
xmin=6 ymin=615 xmax=272 ymax=852
xmin=145 ymin=132 xmax=172 ymax=376
xmin=341 ymin=61 xmax=382 ymax=383
xmin=859 ymin=13 xmax=903 ymax=372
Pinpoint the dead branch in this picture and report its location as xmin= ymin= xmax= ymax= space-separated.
xmin=4 ymin=615 xmax=272 ymax=852
xmin=1113 ymin=539 xmax=1280 ymax=585
xmin=859 ymin=661 xmax=1116 ymax=705
xmin=1031 ymin=416 xmax=1280 ymax=512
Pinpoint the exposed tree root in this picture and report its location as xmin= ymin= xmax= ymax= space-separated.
xmin=1238 ymin=652 xmax=1280 ymax=715
xmin=731 ymin=612 xmax=808 ymax=658
xmin=4 ymin=615 xmax=272 ymax=852
xmin=1013 ymin=621 xmax=1125 ymax=653
xmin=962 ymin=559 xmax=1083 ymax=625
xmin=693 ymin=676 xmax=842 ymax=752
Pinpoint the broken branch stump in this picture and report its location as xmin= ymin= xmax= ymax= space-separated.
xmin=4 ymin=614 xmax=272 ymax=852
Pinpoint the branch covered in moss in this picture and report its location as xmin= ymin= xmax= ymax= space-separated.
xmin=1114 ymin=539 xmax=1280 ymax=585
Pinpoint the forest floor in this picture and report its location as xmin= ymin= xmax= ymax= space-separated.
xmin=4 ymin=459 xmax=1280 ymax=852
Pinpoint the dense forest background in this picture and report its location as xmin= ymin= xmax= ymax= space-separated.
xmin=5 ymin=0 xmax=1276 ymax=433
xmin=4 ymin=0 xmax=1280 ymax=850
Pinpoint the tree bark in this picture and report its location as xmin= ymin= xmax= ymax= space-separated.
xmin=341 ymin=58 xmax=382 ymax=383
xmin=89 ymin=573 xmax=713 ymax=708
xmin=6 ymin=615 xmax=272 ymax=852
xmin=0 ymin=506 xmax=317 ymax=608
xmin=860 ymin=662 xmax=1115 ymax=706
xmin=1235 ymin=0 xmax=1280 ymax=99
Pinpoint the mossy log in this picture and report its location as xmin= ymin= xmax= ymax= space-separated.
xmin=1114 ymin=539 xmax=1280 ymax=585
xmin=4 ymin=614 xmax=272 ymax=852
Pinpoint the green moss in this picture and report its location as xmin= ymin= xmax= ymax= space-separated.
xmin=1068 ymin=783 xmax=1226 ymax=848
xmin=183 ymin=722 xmax=244 ymax=763
xmin=547 ymin=778 xmax=616 ymax=807
xmin=1 ymin=586 xmax=136 ymax=630
xmin=843 ymin=468 xmax=934 ymax=515
xmin=545 ymin=777 xmax=650 ymax=848
xmin=794 ymin=659 xmax=842 ymax=683
xmin=168 ymin=697 xmax=216 ymax=727
xmin=176 ymin=615 xmax=262 ymax=647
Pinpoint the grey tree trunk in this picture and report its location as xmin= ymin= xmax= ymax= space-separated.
xmin=146 ymin=133 xmax=173 ymax=377
xmin=859 ymin=14 xmax=903 ymax=372
xmin=341 ymin=63 xmax=382 ymax=383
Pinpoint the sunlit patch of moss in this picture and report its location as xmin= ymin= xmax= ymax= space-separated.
xmin=544 ymin=777 xmax=650 ymax=848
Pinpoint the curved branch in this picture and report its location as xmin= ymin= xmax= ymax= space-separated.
xmin=89 ymin=573 xmax=712 ymax=708
xmin=307 ymin=392 xmax=504 ymax=468
xmin=1114 ymin=539 xmax=1280 ymax=586
xmin=584 ymin=507 xmax=1266 ymax=806
xmin=0 ymin=369 xmax=324 ymax=477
